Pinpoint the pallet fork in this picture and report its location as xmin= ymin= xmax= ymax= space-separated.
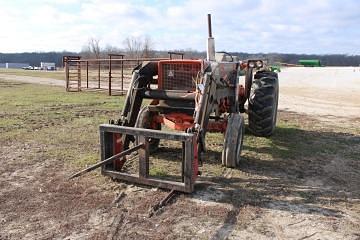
xmin=99 ymin=125 xmax=198 ymax=193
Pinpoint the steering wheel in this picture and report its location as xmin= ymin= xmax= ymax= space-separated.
xmin=217 ymin=51 xmax=233 ymax=62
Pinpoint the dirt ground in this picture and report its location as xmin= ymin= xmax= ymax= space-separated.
xmin=0 ymin=67 xmax=359 ymax=240
xmin=279 ymin=67 xmax=360 ymax=119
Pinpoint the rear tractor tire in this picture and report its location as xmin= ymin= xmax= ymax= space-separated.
xmin=248 ymin=71 xmax=279 ymax=137
xmin=135 ymin=106 xmax=161 ymax=153
xmin=222 ymin=113 xmax=245 ymax=168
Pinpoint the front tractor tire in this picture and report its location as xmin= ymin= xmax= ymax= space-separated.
xmin=248 ymin=71 xmax=279 ymax=137
xmin=222 ymin=113 xmax=245 ymax=168
xmin=135 ymin=106 xmax=161 ymax=153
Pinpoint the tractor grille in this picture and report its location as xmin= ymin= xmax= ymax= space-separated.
xmin=159 ymin=61 xmax=201 ymax=91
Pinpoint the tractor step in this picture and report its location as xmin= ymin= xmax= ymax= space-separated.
xmin=99 ymin=124 xmax=198 ymax=193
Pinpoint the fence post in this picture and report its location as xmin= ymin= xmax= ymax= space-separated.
xmin=77 ymin=61 xmax=81 ymax=91
xmin=98 ymin=60 xmax=101 ymax=89
xmin=121 ymin=56 xmax=124 ymax=94
xmin=86 ymin=61 xmax=89 ymax=89
xmin=65 ymin=58 xmax=69 ymax=91
xmin=108 ymin=56 xmax=112 ymax=96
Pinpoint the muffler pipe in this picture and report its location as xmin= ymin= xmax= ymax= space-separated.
xmin=206 ymin=14 xmax=215 ymax=61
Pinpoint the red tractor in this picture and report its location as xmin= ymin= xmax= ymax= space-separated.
xmin=72 ymin=14 xmax=279 ymax=193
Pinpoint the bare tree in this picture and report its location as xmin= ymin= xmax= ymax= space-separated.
xmin=123 ymin=36 xmax=154 ymax=58
xmin=88 ymin=38 xmax=101 ymax=59
xmin=142 ymin=36 xmax=154 ymax=58
xmin=124 ymin=36 xmax=142 ymax=58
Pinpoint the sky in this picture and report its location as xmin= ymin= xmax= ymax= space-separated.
xmin=0 ymin=0 xmax=359 ymax=54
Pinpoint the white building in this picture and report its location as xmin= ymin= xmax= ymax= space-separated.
xmin=40 ymin=62 xmax=56 ymax=70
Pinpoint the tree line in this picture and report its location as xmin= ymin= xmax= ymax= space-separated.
xmin=1 ymin=37 xmax=360 ymax=67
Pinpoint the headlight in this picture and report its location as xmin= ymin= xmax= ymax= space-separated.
xmin=256 ymin=60 xmax=263 ymax=68
xmin=248 ymin=61 xmax=255 ymax=68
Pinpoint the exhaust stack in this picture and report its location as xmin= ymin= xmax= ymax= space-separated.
xmin=207 ymin=14 xmax=215 ymax=61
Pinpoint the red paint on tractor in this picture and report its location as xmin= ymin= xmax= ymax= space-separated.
xmin=113 ymin=133 xmax=124 ymax=171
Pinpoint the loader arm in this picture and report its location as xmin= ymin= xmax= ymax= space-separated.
xmin=192 ymin=63 xmax=239 ymax=155
xmin=119 ymin=61 xmax=158 ymax=149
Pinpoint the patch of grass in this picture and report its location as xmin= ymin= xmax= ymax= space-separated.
xmin=241 ymin=121 xmax=359 ymax=162
xmin=0 ymin=118 xmax=22 ymax=127
xmin=149 ymin=167 xmax=169 ymax=177
xmin=199 ymin=115 xmax=360 ymax=180
xmin=73 ymin=153 xmax=99 ymax=168
xmin=0 ymin=80 xmax=124 ymax=175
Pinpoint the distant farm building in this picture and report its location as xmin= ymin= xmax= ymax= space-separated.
xmin=0 ymin=62 xmax=30 ymax=69
xmin=298 ymin=59 xmax=321 ymax=67
xmin=40 ymin=62 xmax=56 ymax=70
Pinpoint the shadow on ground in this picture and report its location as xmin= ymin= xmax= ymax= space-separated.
xmin=149 ymin=124 xmax=359 ymax=239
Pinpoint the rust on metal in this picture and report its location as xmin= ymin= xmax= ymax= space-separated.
xmin=207 ymin=13 xmax=212 ymax=38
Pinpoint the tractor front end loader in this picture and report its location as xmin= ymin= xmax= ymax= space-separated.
xmin=70 ymin=14 xmax=279 ymax=193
